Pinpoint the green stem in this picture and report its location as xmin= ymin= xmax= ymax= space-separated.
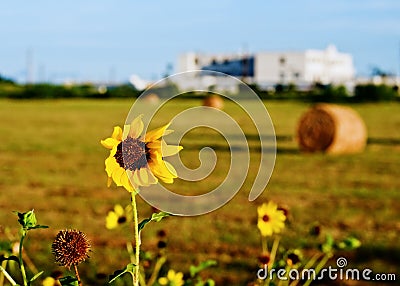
xmin=139 ymin=272 xmax=146 ymax=286
xmin=74 ymin=265 xmax=82 ymax=286
xmin=126 ymin=241 xmax=135 ymax=264
xmin=146 ymin=256 xmax=166 ymax=286
xmin=261 ymin=236 xmax=268 ymax=253
xmin=303 ymin=252 xmax=323 ymax=270
xmin=314 ymin=253 xmax=332 ymax=275
xmin=0 ymin=265 xmax=17 ymax=286
xmin=269 ymin=237 xmax=280 ymax=266
xmin=289 ymin=252 xmax=323 ymax=286
xmin=131 ymin=192 xmax=140 ymax=286
xmin=262 ymin=237 xmax=281 ymax=286
xmin=0 ymin=260 xmax=6 ymax=286
xmin=19 ymin=232 xmax=28 ymax=286
xmin=303 ymin=253 xmax=332 ymax=286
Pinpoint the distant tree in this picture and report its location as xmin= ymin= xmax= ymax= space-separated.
xmin=371 ymin=66 xmax=394 ymax=78
xmin=353 ymin=84 xmax=397 ymax=102
xmin=0 ymin=74 xmax=16 ymax=84
xmin=104 ymin=84 xmax=139 ymax=98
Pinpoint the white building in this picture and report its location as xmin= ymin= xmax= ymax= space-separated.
xmin=176 ymin=45 xmax=355 ymax=89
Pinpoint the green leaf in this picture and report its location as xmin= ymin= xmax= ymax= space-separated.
xmin=321 ymin=234 xmax=334 ymax=253
xmin=29 ymin=271 xmax=44 ymax=283
xmin=337 ymin=237 xmax=361 ymax=250
xmin=189 ymin=260 xmax=217 ymax=278
xmin=59 ymin=276 xmax=79 ymax=286
xmin=0 ymin=255 xmax=19 ymax=264
xmin=137 ymin=218 xmax=151 ymax=232
xmin=150 ymin=211 xmax=170 ymax=222
xmin=15 ymin=210 xmax=36 ymax=229
xmin=0 ymin=241 xmax=13 ymax=252
xmin=109 ymin=263 xmax=136 ymax=283
xmin=138 ymin=212 xmax=170 ymax=232
xmin=14 ymin=210 xmax=48 ymax=231
xmin=194 ymin=279 xmax=216 ymax=286
xmin=206 ymin=279 xmax=216 ymax=286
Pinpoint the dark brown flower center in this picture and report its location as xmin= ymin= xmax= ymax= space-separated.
xmin=287 ymin=253 xmax=301 ymax=265
xmin=258 ymin=253 xmax=270 ymax=265
xmin=262 ymin=215 xmax=270 ymax=222
xmin=117 ymin=216 xmax=127 ymax=224
xmin=114 ymin=137 xmax=148 ymax=171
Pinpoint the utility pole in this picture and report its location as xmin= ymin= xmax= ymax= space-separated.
xmin=26 ymin=48 xmax=34 ymax=84
xmin=398 ymin=40 xmax=400 ymax=88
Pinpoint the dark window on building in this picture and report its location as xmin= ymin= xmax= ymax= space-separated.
xmin=279 ymin=57 xmax=286 ymax=65
xmin=201 ymin=56 xmax=255 ymax=77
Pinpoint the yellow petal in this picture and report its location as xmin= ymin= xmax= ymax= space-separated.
xmin=101 ymin=137 xmax=120 ymax=149
xmin=128 ymin=115 xmax=144 ymax=139
xmin=42 ymin=277 xmax=58 ymax=286
xmin=138 ymin=168 xmax=149 ymax=186
xmin=127 ymin=171 xmax=139 ymax=190
xmin=144 ymin=167 xmax=158 ymax=185
xmin=161 ymin=140 xmax=183 ymax=157
xmin=144 ymin=122 xmax=172 ymax=142
xmin=266 ymin=201 xmax=277 ymax=211
xmin=164 ymin=160 xmax=178 ymax=177
xmin=112 ymin=167 xmax=125 ymax=186
xmin=131 ymin=170 xmax=141 ymax=187
xmin=167 ymin=270 xmax=175 ymax=280
xmin=107 ymin=176 xmax=113 ymax=187
xmin=148 ymin=160 xmax=175 ymax=183
xmin=111 ymin=126 xmax=123 ymax=140
xmin=109 ymin=144 xmax=118 ymax=156
xmin=147 ymin=140 xmax=182 ymax=157
xmin=257 ymin=203 xmax=271 ymax=217
xmin=122 ymin=125 xmax=129 ymax=140
xmin=106 ymin=212 xmax=119 ymax=229
xmin=146 ymin=140 xmax=161 ymax=149
xmin=120 ymin=171 xmax=135 ymax=192
xmin=133 ymin=168 xmax=157 ymax=186
xmin=105 ymin=156 xmax=120 ymax=177
xmin=158 ymin=277 xmax=168 ymax=285
xmin=114 ymin=204 xmax=124 ymax=215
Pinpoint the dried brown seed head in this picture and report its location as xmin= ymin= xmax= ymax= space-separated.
xmin=52 ymin=229 xmax=91 ymax=269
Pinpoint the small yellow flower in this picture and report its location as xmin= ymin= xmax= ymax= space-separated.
xmin=101 ymin=115 xmax=183 ymax=192
xmin=106 ymin=204 xmax=132 ymax=229
xmin=257 ymin=201 xmax=286 ymax=236
xmin=158 ymin=269 xmax=184 ymax=286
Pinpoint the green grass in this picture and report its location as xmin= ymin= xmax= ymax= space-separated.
xmin=0 ymin=99 xmax=399 ymax=285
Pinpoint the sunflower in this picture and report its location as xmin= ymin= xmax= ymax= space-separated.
xmin=101 ymin=115 xmax=183 ymax=192
xmin=257 ymin=201 xmax=286 ymax=237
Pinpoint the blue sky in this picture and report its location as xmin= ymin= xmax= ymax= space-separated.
xmin=1 ymin=0 xmax=400 ymax=83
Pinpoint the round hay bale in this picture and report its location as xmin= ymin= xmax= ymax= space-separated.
xmin=296 ymin=104 xmax=367 ymax=154
xmin=140 ymin=93 xmax=159 ymax=104
xmin=202 ymin=94 xmax=224 ymax=110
